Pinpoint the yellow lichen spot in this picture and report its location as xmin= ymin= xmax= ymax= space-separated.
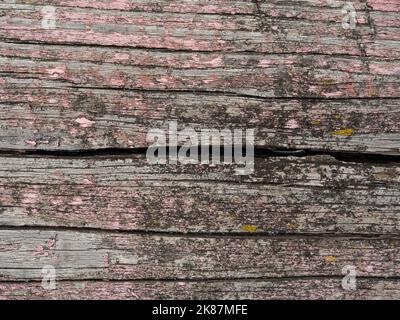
xmin=241 ymin=225 xmax=258 ymax=233
xmin=330 ymin=128 xmax=355 ymax=137
xmin=287 ymin=223 xmax=299 ymax=230
xmin=311 ymin=120 xmax=322 ymax=125
xmin=389 ymin=240 xmax=397 ymax=247
xmin=324 ymin=255 xmax=337 ymax=263
xmin=321 ymin=78 xmax=335 ymax=85
xmin=373 ymin=172 xmax=393 ymax=181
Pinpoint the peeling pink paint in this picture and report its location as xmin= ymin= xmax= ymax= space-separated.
xmin=207 ymin=56 xmax=224 ymax=67
xmin=365 ymin=265 xmax=374 ymax=273
xmin=0 ymin=187 xmax=13 ymax=206
xmin=24 ymin=140 xmax=37 ymax=147
xmin=202 ymin=75 xmax=219 ymax=84
xmin=110 ymin=78 xmax=126 ymax=87
xmin=48 ymin=98 xmax=58 ymax=104
xmin=75 ymin=117 xmax=95 ymax=128
xmin=286 ymin=119 xmax=300 ymax=129
xmin=323 ymin=91 xmax=343 ymax=98
xmin=46 ymin=65 xmax=66 ymax=78
xmin=70 ymin=197 xmax=84 ymax=206
xmin=33 ymin=238 xmax=57 ymax=257
xmin=51 ymin=198 xmax=64 ymax=206
xmin=21 ymin=192 xmax=39 ymax=205
xmin=83 ymin=178 xmax=94 ymax=185
xmin=370 ymin=63 xmax=400 ymax=76
xmin=113 ymin=53 xmax=130 ymax=61
xmin=70 ymin=128 xmax=79 ymax=135
xmin=33 ymin=245 xmax=47 ymax=257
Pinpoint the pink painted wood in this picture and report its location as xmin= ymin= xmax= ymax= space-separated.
xmin=0 ymin=0 xmax=399 ymax=300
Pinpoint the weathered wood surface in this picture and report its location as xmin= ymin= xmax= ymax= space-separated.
xmin=1 ymin=1 xmax=398 ymax=56
xmin=0 ymin=155 xmax=400 ymax=234
xmin=0 ymin=1 xmax=399 ymax=153
xmin=1 ymin=154 xmax=400 ymax=299
xmin=1 ymin=43 xmax=399 ymax=98
xmin=2 ymin=82 xmax=400 ymax=153
xmin=0 ymin=0 xmax=400 ymax=300
xmin=2 ymin=279 xmax=400 ymax=300
xmin=0 ymin=229 xmax=399 ymax=280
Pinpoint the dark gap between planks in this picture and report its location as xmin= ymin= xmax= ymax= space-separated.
xmin=0 ymin=146 xmax=399 ymax=164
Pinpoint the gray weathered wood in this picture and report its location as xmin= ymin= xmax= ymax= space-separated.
xmin=0 ymin=155 xmax=399 ymax=234
xmin=1 ymin=43 xmax=399 ymax=98
xmin=0 ymin=1 xmax=399 ymax=153
xmin=1 ymin=0 xmax=399 ymax=300
xmin=2 ymin=278 xmax=400 ymax=300
xmin=1 ymin=81 xmax=400 ymax=153
xmin=0 ymin=1 xmax=373 ymax=55
xmin=0 ymin=229 xmax=399 ymax=281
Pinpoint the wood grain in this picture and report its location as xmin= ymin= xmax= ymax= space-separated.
xmin=0 ymin=1 xmax=399 ymax=153
xmin=0 ymin=229 xmax=399 ymax=281
xmin=1 ymin=43 xmax=399 ymax=98
xmin=0 ymin=1 xmax=372 ymax=55
xmin=0 ymin=155 xmax=399 ymax=234
xmin=2 ymin=278 xmax=400 ymax=300
xmin=0 ymin=1 xmax=398 ymax=57
xmin=1 ymin=81 xmax=400 ymax=153
xmin=1 ymin=0 xmax=399 ymax=300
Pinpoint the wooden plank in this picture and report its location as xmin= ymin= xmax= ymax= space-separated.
xmin=0 ymin=229 xmax=399 ymax=281
xmin=1 ymin=155 xmax=399 ymax=234
xmin=0 ymin=0 xmax=399 ymax=300
xmin=0 ymin=2 xmax=399 ymax=153
xmin=2 ymin=0 xmax=398 ymax=15
xmin=0 ymin=0 xmax=371 ymax=14
xmin=1 ymin=0 xmax=256 ymax=13
xmin=0 ymin=43 xmax=399 ymax=98
xmin=1 ymin=278 xmax=400 ymax=300
xmin=1 ymin=79 xmax=400 ymax=153
xmin=1 ymin=1 xmax=398 ymax=59
xmin=0 ymin=3 xmax=379 ymax=56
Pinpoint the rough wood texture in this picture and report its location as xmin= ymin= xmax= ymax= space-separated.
xmin=0 ymin=155 xmax=400 ymax=234
xmin=0 ymin=229 xmax=399 ymax=280
xmin=1 ymin=1 xmax=398 ymax=56
xmin=1 ymin=73 xmax=400 ymax=153
xmin=0 ymin=1 xmax=399 ymax=153
xmin=2 ymin=279 xmax=400 ymax=300
xmin=0 ymin=0 xmax=400 ymax=300
xmin=1 ymin=43 xmax=399 ymax=98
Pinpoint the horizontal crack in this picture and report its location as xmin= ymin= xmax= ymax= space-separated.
xmin=1 ymin=276 xmax=400 ymax=284
xmin=0 ymin=38 xmax=393 ymax=61
xmin=1 ymin=225 xmax=400 ymax=240
xmin=255 ymin=147 xmax=400 ymax=164
xmin=0 ymin=146 xmax=399 ymax=165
